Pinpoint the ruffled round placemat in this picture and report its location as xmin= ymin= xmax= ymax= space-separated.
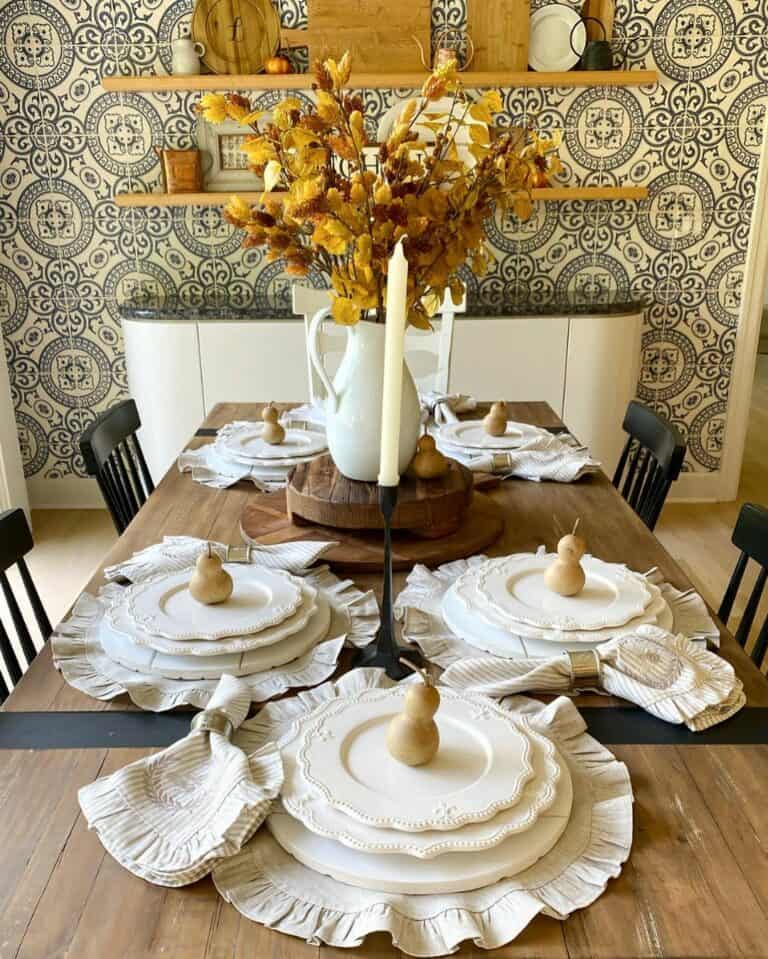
xmin=395 ymin=554 xmax=720 ymax=671
xmin=213 ymin=670 xmax=633 ymax=957
xmin=52 ymin=566 xmax=379 ymax=711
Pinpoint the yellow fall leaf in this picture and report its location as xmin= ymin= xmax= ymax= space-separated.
xmin=469 ymin=124 xmax=491 ymax=146
xmin=241 ymin=136 xmax=277 ymax=165
xmin=263 ymin=160 xmax=282 ymax=192
xmin=331 ymin=296 xmax=361 ymax=325
xmin=198 ymin=93 xmax=227 ymax=124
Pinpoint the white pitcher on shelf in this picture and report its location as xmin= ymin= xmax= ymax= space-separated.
xmin=171 ymin=37 xmax=205 ymax=75
xmin=308 ymin=307 xmax=421 ymax=482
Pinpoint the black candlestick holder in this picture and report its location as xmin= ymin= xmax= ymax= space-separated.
xmin=351 ymin=484 xmax=426 ymax=680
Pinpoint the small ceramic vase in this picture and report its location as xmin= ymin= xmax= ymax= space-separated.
xmin=171 ymin=37 xmax=205 ymax=76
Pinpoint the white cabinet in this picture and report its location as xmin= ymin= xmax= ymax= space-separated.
xmin=123 ymin=311 xmax=642 ymax=482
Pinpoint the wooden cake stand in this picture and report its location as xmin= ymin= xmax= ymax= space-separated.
xmin=240 ymin=455 xmax=505 ymax=573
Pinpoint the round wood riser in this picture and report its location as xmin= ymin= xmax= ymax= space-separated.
xmin=286 ymin=454 xmax=474 ymax=537
xmin=240 ymin=490 xmax=505 ymax=573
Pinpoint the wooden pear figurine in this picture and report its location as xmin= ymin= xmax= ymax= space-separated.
xmin=189 ymin=543 xmax=233 ymax=605
xmin=411 ymin=433 xmax=449 ymax=480
xmin=386 ymin=660 xmax=441 ymax=767
xmin=261 ymin=403 xmax=285 ymax=446
xmin=483 ymin=400 xmax=508 ymax=437
xmin=544 ymin=520 xmax=587 ymax=597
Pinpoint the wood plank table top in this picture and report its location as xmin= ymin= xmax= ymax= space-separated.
xmin=3 ymin=401 xmax=768 ymax=959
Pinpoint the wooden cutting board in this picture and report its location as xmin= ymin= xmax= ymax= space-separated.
xmin=582 ymin=0 xmax=614 ymax=41
xmin=281 ymin=0 xmax=431 ymax=73
xmin=467 ymin=0 xmax=530 ymax=72
xmin=192 ymin=0 xmax=281 ymax=74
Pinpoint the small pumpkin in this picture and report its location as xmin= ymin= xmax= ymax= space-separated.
xmin=264 ymin=55 xmax=292 ymax=75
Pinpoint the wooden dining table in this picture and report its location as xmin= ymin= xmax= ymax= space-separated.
xmin=3 ymin=401 xmax=768 ymax=959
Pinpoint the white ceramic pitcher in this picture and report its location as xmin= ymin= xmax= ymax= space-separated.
xmin=308 ymin=307 xmax=421 ymax=482
xmin=171 ymin=37 xmax=205 ymax=75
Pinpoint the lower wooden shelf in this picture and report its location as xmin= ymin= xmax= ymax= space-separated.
xmin=115 ymin=185 xmax=648 ymax=208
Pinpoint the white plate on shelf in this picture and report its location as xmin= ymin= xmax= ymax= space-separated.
xmin=437 ymin=420 xmax=542 ymax=451
xmin=296 ymin=687 xmax=536 ymax=833
xmin=215 ymin=422 xmax=327 ymax=463
xmin=107 ymin=582 xmax=318 ymax=656
xmin=99 ymin=594 xmax=331 ymax=680
xmin=268 ymin=755 xmax=573 ymax=894
xmin=529 ymin=5 xmax=585 ymax=72
xmin=283 ymin=716 xmax=564 ymax=858
xmin=474 ymin=554 xmax=653 ymax=632
xmin=125 ymin=566 xmax=304 ymax=641
xmin=442 ymin=578 xmax=674 ymax=657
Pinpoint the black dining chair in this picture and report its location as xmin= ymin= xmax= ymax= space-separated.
xmin=79 ymin=399 xmax=155 ymax=535
xmin=718 ymin=503 xmax=768 ymax=668
xmin=0 ymin=508 xmax=52 ymax=703
xmin=612 ymin=401 xmax=687 ymax=531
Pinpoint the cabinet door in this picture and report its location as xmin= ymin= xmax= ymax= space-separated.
xmin=124 ymin=320 xmax=205 ymax=481
xmin=450 ymin=316 xmax=569 ymax=413
xmin=198 ymin=321 xmax=311 ymax=408
xmin=563 ymin=313 xmax=642 ymax=476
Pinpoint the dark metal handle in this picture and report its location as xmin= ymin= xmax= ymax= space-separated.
xmin=570 ymin=15 xmax=605 ymax=57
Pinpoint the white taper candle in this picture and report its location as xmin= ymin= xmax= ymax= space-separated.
xmin=378 ymin=238 xmax=409 ymax=487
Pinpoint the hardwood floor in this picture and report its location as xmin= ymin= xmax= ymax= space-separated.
xmin=656 ymin=354 xmax=768 ymax=660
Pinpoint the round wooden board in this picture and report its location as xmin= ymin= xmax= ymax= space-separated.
xmin=240 ymin=490 xmax=505 ymax=573
xmin=287 ymin=454 xmax=474 ymax=537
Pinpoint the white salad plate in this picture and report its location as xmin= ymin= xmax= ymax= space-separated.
xmin=215 ymin=422 xmax=327 ymax=463
xmin=443 ymin=579 xmax=674 ymax=657
xmin=474 ymin=554 xmax=653 ymax=632
xmin=99 ymin=596 xmax=331 ymax=680
xmin=437 ymin=420 xmax=542 ymax=451
xmin=283 ymin=716 xmax=564 ymax=858
xmin=296 ymin=687 xmax=536 ymax=833
xmin=268 ymin=756 xmax=573 ymax=894
xmin=108 ymin=583 xmax=318 ymax=656
xmin=529 ymin=5 xmax=585 ymax=72
xmin=125 ymin=566 xmax=304 ymax=641
xmin=99 ymin=594 xmax=331 ymax=680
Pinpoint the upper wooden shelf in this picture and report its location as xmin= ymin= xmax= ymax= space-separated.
xmin=115 ymin=186 xmax=648 ymax=208
xmin=102 ymin=70 xmax=658 ymax=93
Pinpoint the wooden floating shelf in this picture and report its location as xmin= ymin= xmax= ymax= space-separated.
xmin=115 ymin=186 xmax=648 ymax=208
xmin=102 ymin=69 xmax=658 ymax=93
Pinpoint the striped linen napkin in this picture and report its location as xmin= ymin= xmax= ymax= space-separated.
xmin=441 ymin=625 xmax=745 ymax=731
xmin=78 ymin=675 xmax=283 ymax=886
xmin=104 ymin=536 xmax=337 ymax=584
xmin=438 ymin=431 xmax=600 ymax=482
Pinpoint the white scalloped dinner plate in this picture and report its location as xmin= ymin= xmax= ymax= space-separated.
xmin=215 ymin=422 xmax=327 ymax=463
xmin=296 ymin=687 xmax=535 ymax=833
xmin=99 ymin=594 xmax=331 ymax=680
xmin=283 ymin=715 xmax=564 ymax=858
xmin=107 ymin=582 xmax=318 ymax=656
xmin=125 ymin=566 xmax=303 ymax=641
xmin=443 ymin=578 xmax=674 ymax=656
xmin=437 ymin=420 xmax=542 ymax=450
xmin=474 ymin=554 xmax=653 ymax=632
xmin=268 ymin=756 xmax=573 ymax=894
xmin=529 ymin=5 xmax=585 ymax=72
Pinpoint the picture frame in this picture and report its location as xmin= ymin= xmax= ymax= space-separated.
xmin=197 ymin=119 xmax=263 ymax=191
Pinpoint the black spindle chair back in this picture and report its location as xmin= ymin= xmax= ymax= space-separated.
xmin=718 ymin=503 xmax=768 ymax=669
xmin=79 ymin=399 xmax=154 ymax=534
xmin=612 ymin=401 xmax=686 ymax=531
xmin=0 ymin=508 xmax=52 ymax=703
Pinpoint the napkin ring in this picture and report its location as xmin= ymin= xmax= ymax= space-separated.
xmin=225 ymin=544 xmax=252 ymax=564
xmin=491 ymin=453 xmax=513 ymax=471
xmin=567 ymin=650 xmax=601 ymax=689
xmin=191 ymin=708 xmax=234 ymax=740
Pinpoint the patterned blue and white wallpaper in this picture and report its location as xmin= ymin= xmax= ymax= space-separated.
xmin=0 ymin=0 xmax=766 ymax=483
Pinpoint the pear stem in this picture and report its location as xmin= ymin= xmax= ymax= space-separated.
xmin=398 ymin=657 xmax=433 ymax=686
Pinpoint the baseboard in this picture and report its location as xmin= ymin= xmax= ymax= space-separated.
xmin=668 ymin=470 xmax=722 ymax=503
xmin=26 ymin=476 xmax=105 ymax=509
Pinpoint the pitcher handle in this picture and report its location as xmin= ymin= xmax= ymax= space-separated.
xmin=308 ymin=306 xmax=343 ymax=413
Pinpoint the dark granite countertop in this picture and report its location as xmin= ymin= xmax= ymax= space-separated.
xmin=119 ymin=293 xmax=646 ymax=322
